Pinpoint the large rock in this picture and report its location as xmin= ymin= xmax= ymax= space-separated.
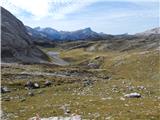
xmin=29 ymin=115 xmax=81 ymax=120
xmin=1 ymin=7 xmax=50 ymax=63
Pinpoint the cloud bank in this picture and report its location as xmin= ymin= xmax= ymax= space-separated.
xmin=2 ymin=0 xmax=99 ymax=19
xmin=2 ymin=0 xmax=158 ymax=20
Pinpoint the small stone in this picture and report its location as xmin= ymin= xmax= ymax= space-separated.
xmin=25 ymin=81 xmax=34 ymax=89
xmin=124 ymin=104 xmax=129 ymax=107
xmin=25 ymin=81 xmax=40 ymax=89
xmin=137 ymin=86 xmax=145 ymax=90
xmin=1 ymin=86 xmax=11 ymax=93
xmin=20 ymin=98 xmax=26 ymax=102
xmin=104 ymin=76 xmax=110 ymax=79
xmin=3 ymin=97 xmax=10 ymax=101
xmin=112 ymin=88 xmax=117 ymax=91
xmin=124 ymin=92 xmax=141 ymax=98
xmin=120 ymin=97 xmax=125 ymax=101
xmin=122 ymin=81 xmax=126 ymax=84
xmin=101 ymin=98 xmax=107 ymax=101
xmin=33 ymin=83 xmax=40 ymax=89
xmin=65 ymin=109 xmax=71 ymax=114
xmin=38 ymin=90 xmax=44 ymax=94
xmin=28 ymin=91 xmax=34 ymax=96
xmin=83 ymin=80 xmax=93 ymax=87
xmin=88 ymin=63 xmax=99 ymax=69
xmin=44 ymin=80 xmax=52 ymax=87
xmin=128 ymin=86 xmax=135 ymax=91
xmin=157 ymin=97 xmax=160 ymax=100
xmin=105 ymin=116 xmax=112 ymax=120
xmin=71 ymin=115 xmax=81 ymax=120
xmin=106 ymin=97 xmax=112 ymax=100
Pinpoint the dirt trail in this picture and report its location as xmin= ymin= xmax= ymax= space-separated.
xmin=20 ymin=71 xmax=76 ymax=78
xmin=47 ymin=52 xmax=69 ymax=66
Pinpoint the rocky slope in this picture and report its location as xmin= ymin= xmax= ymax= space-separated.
xmin=135 ymin=27 xmax=160 ymax=36
xmin=57 ymin=32 xmax=159 ymax=52
xmin=1 ymin=7 xmax=50 ymax=63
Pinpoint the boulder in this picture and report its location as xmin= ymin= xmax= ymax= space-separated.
xmin=124 ymin=92 xmax=141 ymax=98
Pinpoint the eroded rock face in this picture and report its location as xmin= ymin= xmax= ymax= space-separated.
xmin=1 ymin=7 xmax=49 ymax=63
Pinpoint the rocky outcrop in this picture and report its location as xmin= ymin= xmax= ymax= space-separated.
xmin=1 ymin=7 xmax=50 ymax=63
xmin=135 ymin=27 xmax=160 ymax=36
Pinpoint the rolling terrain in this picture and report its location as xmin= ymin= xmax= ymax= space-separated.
xmin=2 ymin=46 xmax=160 ymax=120
xmin=1 ymin=7 xmax=160 ymax=120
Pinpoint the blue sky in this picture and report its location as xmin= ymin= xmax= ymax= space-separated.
xmin=1 ymin=0 xmax=159 ymax=34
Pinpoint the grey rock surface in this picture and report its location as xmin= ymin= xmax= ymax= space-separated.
xmin=136 ymin=27 xmax=160 ymax=36
xmin=28 ymin=115 xmax=81 ymax=120
xmin=1 ymin=7 xmax=49 ymax=63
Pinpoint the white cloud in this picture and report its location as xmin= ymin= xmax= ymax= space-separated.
xmin=49 ymin=0 xmax=99 ymax=20
xmin=1 ymin=0 xmax=158 ymax=20
xmin=2 ymin=0 xmax=51 ymax=18
xmin=1 ymin=0 xmax=99 ymax=19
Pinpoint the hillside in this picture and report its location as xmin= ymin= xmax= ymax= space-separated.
xmin=1 ymin=7 xmax=50 ymax=63
xmin=136 ymin=27 xmax=160 ymax=36
xmin=56 ymin=33 xmax=159 ymax=52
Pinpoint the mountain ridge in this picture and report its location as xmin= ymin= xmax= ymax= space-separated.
xmin=26 ymin=26 xmax=103 ymax=41
xmin=26 ymin=26 xmax=160 ymax=42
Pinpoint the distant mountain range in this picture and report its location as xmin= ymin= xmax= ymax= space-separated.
xmin=26 ymin=26 xmax=103 ymax=41
xmin=26 ymin=26 xmax=160 ymax=42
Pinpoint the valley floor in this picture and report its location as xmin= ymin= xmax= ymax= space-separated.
xmin=1 ymin=48 xmax=160 ymax=120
